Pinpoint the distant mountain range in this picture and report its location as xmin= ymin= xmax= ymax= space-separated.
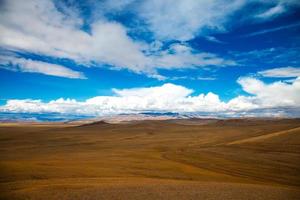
xmin=0 ymin=111 xmax=217 ymax=123
xmin=0 ymin=112 xmax=93 ymax=122
xmin=0 ymin=108 xmax=299 ymax=123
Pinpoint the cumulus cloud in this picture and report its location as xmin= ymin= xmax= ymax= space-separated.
xmin=0 ymin=54 xmax=86 ymax=79
xmin=228 ymin=76 xmax=300 ymax=110
xmin=258 ymin=66 xmax=300 ymax=78
xmin=113 ymin=83 xmax=193 ymax=99
xmin=0 ymin=83 xmax=225 ymax=115
xmin=1 ymin=78 xmax=299 ymax=117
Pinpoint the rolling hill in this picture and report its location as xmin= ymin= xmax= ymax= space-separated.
xmin=0 ymin=118 xmax=299 ymax=199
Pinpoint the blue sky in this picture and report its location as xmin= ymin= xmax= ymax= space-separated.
xmin=0 ymin=0 xmax=300 ymax=118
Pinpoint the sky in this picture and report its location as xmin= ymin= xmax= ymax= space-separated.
xmin=0 ymin=0 xmax=300 ymax=118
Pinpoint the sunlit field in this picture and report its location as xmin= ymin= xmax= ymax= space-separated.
xmin=1 ymin=119 xmax=299 ymax=200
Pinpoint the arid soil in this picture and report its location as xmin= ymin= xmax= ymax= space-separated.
xmin=0 ymin=118 xmax=299 ymax=199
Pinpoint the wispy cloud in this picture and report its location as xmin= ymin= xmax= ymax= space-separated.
xmin=138 ymin=0 xmax=299 ymax=41
xmin=258 ymin=66 xmax=300 ymax=78
xmin=205 ymin=36 xmax=225 ymax=44
xmin=242 ymin=22 xmax=300 ymax=37
xmin=232 ymin=47 xmax=300 ymax=66
xmin=169 ymin=76 xmax=216 ymax=81
xmin=0 ymin=55 xmax=86 ymax=79
xmin=196 ymin=77 xmax=217 ymax=81
xmin=150 ymin=43 xmax=236 ymax=70
xmin=256 ymin=4 xmax=285 ymax=19
xmin=139 ymin=0 xmax=245 ymax=41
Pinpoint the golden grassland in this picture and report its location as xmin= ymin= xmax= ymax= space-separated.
xmin=0 ymin=118 xmax=300 ymax=199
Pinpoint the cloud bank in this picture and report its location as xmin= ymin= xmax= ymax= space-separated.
xmin=1 ymin=75 xmax=299 ymax=117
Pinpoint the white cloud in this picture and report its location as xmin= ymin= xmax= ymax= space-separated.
xmin=255 ymin=0 xmax=300 ymax=20
xmin=1 ymin=78 xmax=299 ymax=116
xmin=0 ymin=0 xmax=237 ymax=78
xmin=232 ymin=47 xmax=300 ymax=66
xmin=228 ymin=76 xmax=300 ymax=110
xmin=113 ymin=83 xmax=193 ymax=99
xmin=0 ymin=0 xmax=149 ymax=73
xmin=0 ymin=0 xmax=299 ymax=80
xmin=205 ymin=36 xmax=225 ymax=44
xmin=150 ymin=44 xmax=236 ymax=69
xmin=137 ymin=0 xmax=300 ymax=41
xmin=258 ymin=67 xmax=300 ymax=78
xmin=82 ymin=84 xmax=226 ymax=114
xmin=169 ymin=76 xmax=216 ymax=81
xmin=0 ymin=55 xmax=86 ymax=79
xmin=0 ymin=83 xmax=225 ymax=115
xmin=196 ymin=77 xmax=217 ymax=81
xmin=242 ymin=22 xmax=300 ymax=37
xmin=256 ymin=4 xmax=285 ymax=19
xmin=139 ymin=0 xmax=245 ymax=41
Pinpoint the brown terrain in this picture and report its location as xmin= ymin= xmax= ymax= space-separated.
xmin=0 ymin=118 xmax=300 ymax=199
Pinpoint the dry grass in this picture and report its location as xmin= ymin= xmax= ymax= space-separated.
xmin=0 ymin=118 xmax=300 ymax=199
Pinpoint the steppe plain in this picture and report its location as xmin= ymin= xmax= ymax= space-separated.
xmin=0 ymin=118 xmax=299 ymax=199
